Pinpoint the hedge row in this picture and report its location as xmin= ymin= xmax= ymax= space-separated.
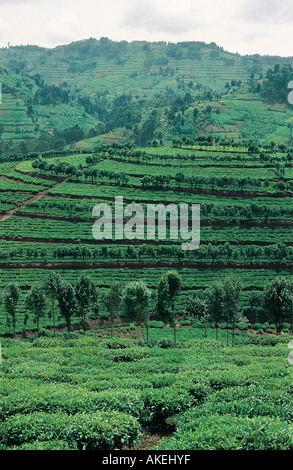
xmin=0 ymin=411 xmax=140 ymax=450
xmin=153 ymin=414 xmax=293 ymax=450
xmin=0 ymin=383 xmax=198 ymax=430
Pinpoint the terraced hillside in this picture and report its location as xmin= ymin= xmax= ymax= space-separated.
xmin=1 ymin=39 xmax=293 ymax=155
xmin=0 ymin=141 xmax=292 ymax=336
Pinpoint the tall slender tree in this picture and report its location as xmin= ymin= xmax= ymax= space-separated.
xmin=44 ymin=272 xmax=62 ymax=337
xmin=56 ymin=281 xmax=77 ymax=336
xmin=92 ymin=298 xmax=101 ymax=338
xmin=121 ymin=281 xmax=151 ymax=344
xmin=102 ymin=283 xmax=124 ymax=338
xmin=75 ymin=273 xmax=97 ymax=334
xmin=263 ymin=277 xmax=293 ymax=335
xmin=157 ymin=270 xmax=182 ymax=346
xmin=205 ymin=281 xmax=225 ymax=340
xmin=222 ymin=276 xmax=242 ymax=346
xmin=3 ymin=282 xmax=20 ymax=338
xmin=25 ymin=283 xmax=47 ymax=337
xmin=185 ymin=295 xmax=209 ymax=338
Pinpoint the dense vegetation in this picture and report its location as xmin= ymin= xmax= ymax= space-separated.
xmin=0 ymin=37 xmax=292 ymax=451
xmin=0 ymin=332 xmax=292 ymax=450
xmin=1 ymin=38 xmax=293 ymax=155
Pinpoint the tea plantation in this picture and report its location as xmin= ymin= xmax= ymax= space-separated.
xmin=0 ymin=331 xmax=292 ymax=450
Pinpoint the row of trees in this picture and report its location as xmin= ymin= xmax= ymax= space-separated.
xmin=141 ymin=174 xmax=292 ymax=192
xmin=50 ymin=242 xmax=293 ymax=263
xmin=1 ymin=243 xmax=291 ymax=264
xmin=32 ymin=158 xmax=130 ymax=185
xmin=1 ymin=272 xmax=292 ymax=346
xmin=92 ymin=140 xmax=292 ymax=163
xmin=30 ymin=157 xmax=293 ymax=194
xmin=26 ymin=198 xmax=293 ymax=221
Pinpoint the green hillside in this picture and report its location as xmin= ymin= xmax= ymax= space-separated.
xmin=0 ymin=37 xmax=293 ymax=453
xmin=0 ymin=38 xmax=293 ymax=155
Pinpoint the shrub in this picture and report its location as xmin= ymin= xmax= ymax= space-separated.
xmin=0 ymin=383 xmax=147 ymax=420
xmin=153 ymin=414 xmax=293 ymax=450
xmin=149 ymin=321 xmax=165 ymax=328
xmin=187 ymin=386 xmax=293 ymax=422
xmin=0 ymin=385 xmax=97 ymax=418
xmin=251 ymin=323 xmax=265 ymax=330
xmin=151 ymin=374 xmax=176 ymax=389
xmin=246 ymin=334 xmax=291 ymax=346
xmin=201 ymin=369 xmax=252 ymax=390
xmin=0 ymin=411 xmax=140 ymax=450
xmin=141 ymin=387 xmax=195 ymax=431
xmin=102 ymin=337 xmax=132 ymax=349
xmin=112 ymin=348 xmax=149 ymax=362
xmin=177 ymin=381 xmax=211 ymax=401
xmin=90 ymin=389 xmax=145 ymax=419
xmin=6 ymin=440 xmax=78 ymax=450
xmin=156 ymin=338 xmax=174 ymax=349
xmin=237 ymin=324 xmax=248 ymax=330
xmin=234 ymin=358 xmax=251 ymax=366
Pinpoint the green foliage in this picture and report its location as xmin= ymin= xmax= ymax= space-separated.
xmin=0 ymin=334 xmax=292 ymax=450
xmin=149 ymin=320 xmax=165 ymax=328
xmin=121 ymin=281 xmax=151 ymax=325
xmin=157 ymin=270 xmax=182 ymax=325
xmin=0 ymin=411 xmax=140 ymax=450
xmin=154 ymin=414 xmax=293 ymax=450
xmin=25 ymin=283 xmax=46 ymax=336
xmin=141 ymin=387 xmax=196 ymax=431
xmin=262 ymin=64 xmax=293 ymax=104
xmin=102 ymin=337 xmax=133 ymax=349
xmin=2 ymin=282 xmax=20 ymax=337
xmin=56 ymin=280 xmax=78 ymax=333
xmin=263 ymin=277 xmax=293 ymax=334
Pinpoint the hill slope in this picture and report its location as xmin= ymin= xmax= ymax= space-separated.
xmin=0 ymin=38 xmax=293 ymax=154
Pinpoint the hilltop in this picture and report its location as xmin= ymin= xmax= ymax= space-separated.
xmin=0 ymin=37 xmax=293 ymax=155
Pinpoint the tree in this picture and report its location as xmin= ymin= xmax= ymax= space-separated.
xmin=263 ymin=277 xmax=293 ymax=335
xmin=56 ymin=281 xmax=77 ymax=335
xmin=75 ymin=273 xmax=97 ymax=334
xmin=91 ymin=298 xmax=101 ymax=338
xmin=205 ymin=281 xmax=225 ymax=340
xmin=3 ymin=283 xmax=20 ymax=338
xmin=157 ymin=270 xmax=182 ymax=346
xmin=25 ymin=284 xmax=47 ymax=337
xmin=222 ymin=276 xmax=242 ymax=346
xmin=174 ymin=172 xmax=185 ymax=188
xmin=102 ymin=283 xmax=124 ymax=338
xmin=185 ymin=294 xmax=209 ymax=338
xmin=44 ymin=272 xmax=62 ymax=336
xmin=262 ymin=63 xmax=293 ymax=103
xmin=121 ymin=281 xmax=152 ymax=344
xmin=205 ymin=276 xmax=242 ymax=345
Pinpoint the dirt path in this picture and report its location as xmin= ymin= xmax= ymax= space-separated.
xmin=0 ymin=260 xmax=291 ymax=270
xmin=12 ymin=167 xmax=65 ymax=183
xmin=0 ymin=178 xmax=69 ymax=222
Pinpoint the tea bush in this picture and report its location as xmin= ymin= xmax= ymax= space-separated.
xmin=0 ymin=334 xmax=292 ymax=450
xmin=141 ymin=387 xmax=196 ymax=431
xmin=153 ymin=414 xmax=293 ymax=450
xmin=149 ymin=321 xmax=165 ymax=328
xmin=0 ymin=411 xmax=140 ymax=450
